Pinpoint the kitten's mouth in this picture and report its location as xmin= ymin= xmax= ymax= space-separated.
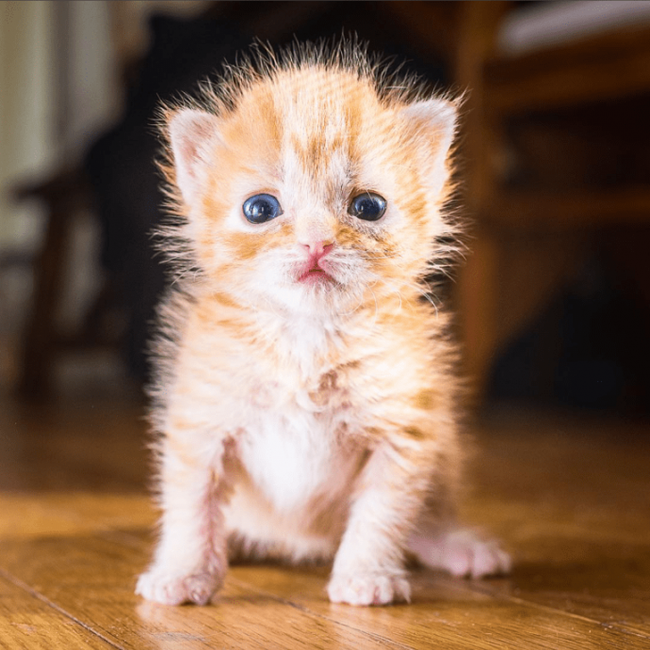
xmin=297 ymin=265 xmax=334 ymax=285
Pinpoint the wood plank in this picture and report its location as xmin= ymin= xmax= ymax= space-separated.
xmin=461 ymin=492 xmax=650 ymax=638
xmin=0 ymin=571 xmax=115 ymax=650
xmin=0 ymin=533 xmax=404 ymax=650
xmin=5 ymin=488 xmax=648 ymax=649
xmin=6 ymin=523 xmax=648 ymax=650
xmin=228 ymin=564 xmax=649 ymax=650
xmin=461 ymin=416 xmax=650 ymax=639
xmin=118 ymin=522 xmax=650 ymax=647
xmin=2 ymin=405 xmax=650 ymax=648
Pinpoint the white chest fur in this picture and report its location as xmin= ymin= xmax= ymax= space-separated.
xmin=237 ymin=408 xmax=355 ymax=514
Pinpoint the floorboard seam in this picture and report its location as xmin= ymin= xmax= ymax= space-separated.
xmin=0 ymin=566 xmax=126 ymax=650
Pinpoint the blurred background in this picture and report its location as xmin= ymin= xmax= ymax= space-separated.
xmin=1 ymin=0 xmax=650 ymax=422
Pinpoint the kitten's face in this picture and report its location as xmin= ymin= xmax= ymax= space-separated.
xmin=168 ymin=66 xmax=456 ymax=315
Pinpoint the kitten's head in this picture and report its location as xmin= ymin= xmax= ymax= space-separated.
xmin=161 ymin=42 xmax=460 ymax=316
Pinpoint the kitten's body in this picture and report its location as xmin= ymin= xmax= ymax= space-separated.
xmin=136 ymin=43 xmax=510 ymax=607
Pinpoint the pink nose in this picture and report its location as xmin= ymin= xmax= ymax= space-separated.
xmin=303 ymin=241 xmax=334 ymax=260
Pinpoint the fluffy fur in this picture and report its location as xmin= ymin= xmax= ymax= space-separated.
xmin=136 ymin=41 xmax=510 ymax=607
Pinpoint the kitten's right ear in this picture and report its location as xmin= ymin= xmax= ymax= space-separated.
xmin=168 ymin=109 xmax=220 ymax=204
xmin=398 ymin=98 xmax=458 ymax=197
xmin=400 ymin=99 xmax=457 ymax=166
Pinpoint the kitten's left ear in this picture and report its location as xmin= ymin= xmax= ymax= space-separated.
xmin=168 ymin=108 xmax=220 ymax=205
xmin=400 ymin=99 xmax=458 ymax=183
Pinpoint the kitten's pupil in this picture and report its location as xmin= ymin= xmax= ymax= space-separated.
xmin=349 ymin=193 xmax=387 ymax=221
xmin=243 ymin=194 xmax=283 ymax=224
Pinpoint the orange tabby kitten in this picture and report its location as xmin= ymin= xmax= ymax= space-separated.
xmin=136 ymin=42 xmax=510 ymax=607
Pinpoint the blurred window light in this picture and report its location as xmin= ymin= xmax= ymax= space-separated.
xmin=499 ymin=0 xmax=650 ymax=56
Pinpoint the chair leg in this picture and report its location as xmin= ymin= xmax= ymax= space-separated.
xmin=18 ymin=201 xmax=71 ymax=399
xmin=456 ymin=233 xmax=502 ymax=398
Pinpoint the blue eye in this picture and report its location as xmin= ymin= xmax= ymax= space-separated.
xmin=349 ymin=192 xmax=387 ymax=221
xmin=243 ymin=194 xmax=283 ymax=224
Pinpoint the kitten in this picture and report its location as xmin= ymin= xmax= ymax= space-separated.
xmin=136 ymin=42 xmax=510 ymax=607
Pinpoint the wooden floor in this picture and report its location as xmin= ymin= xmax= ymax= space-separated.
xmin=1 ymin=371 xmax=650 ymax=649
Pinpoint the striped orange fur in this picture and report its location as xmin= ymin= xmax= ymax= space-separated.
xmin=136 ymin=41 xmax=510 ymax=607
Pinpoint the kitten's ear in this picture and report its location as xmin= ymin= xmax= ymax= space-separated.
xmin=168 ymin=108 xmax=220 ymax=204
xmin=400 ymin=99 xmax=457 ymax=173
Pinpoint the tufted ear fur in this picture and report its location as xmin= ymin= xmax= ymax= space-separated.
xmin=168 ymin=109 xmax=220 ymax=204
xmin=399 ymin=99 xmax=457 ymax=194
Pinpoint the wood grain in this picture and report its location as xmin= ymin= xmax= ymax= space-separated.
xmin=0 ymin=533 xmax=402 ymax=650
xmin=230 ymin=565 xmax=650 ymax=650
xmin=0 ymin=571 xmax=116 ymax=650
xmin=1 ymin=391 xmax=650 ymax=648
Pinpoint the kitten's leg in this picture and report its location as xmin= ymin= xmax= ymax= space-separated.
xmin=327 ymin=442 xmax=431 ymax=606
xmin=407 ymin=475 xmax=511 ymax=578
xmin=136 ymin=439 xmax=230 ymax=605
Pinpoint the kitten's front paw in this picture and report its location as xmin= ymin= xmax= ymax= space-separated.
xmin=411 ymin=528 xmax=511 ymax=579
xmin=135 ymin=568 xmax=223 ymax=606
xmin=327 ymin=572 xmax=411 ymax=606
